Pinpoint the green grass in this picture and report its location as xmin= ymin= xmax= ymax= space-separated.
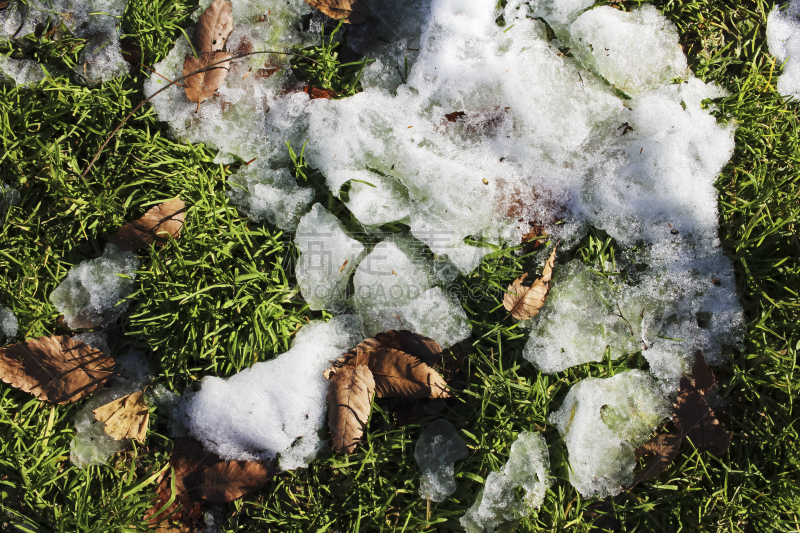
xmin=1 ymin=0 xmax=799 ymax=532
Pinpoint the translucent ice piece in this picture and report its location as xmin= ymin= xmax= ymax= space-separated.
xmin=228 ymin=163 xmax=313 ymax=230
xmin=570 ymin=5 xmax=687 ymax=95
xmin=295 ymin=204 xmax=365 ymax=311
xmin=461 ymin=432 xmax=551 ymax=533
xmin=549 ymin=370 xmax=670 ymax=497
xmin=415 ymin=419 xmax=468 ymax=502
xmin=181 ymin=315 xmax=363 ymax=470
xmin=50 ymin=243 xmax=139 ymax=329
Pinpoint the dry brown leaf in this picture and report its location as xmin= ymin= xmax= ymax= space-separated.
xmin=327 ymin=365 xmax=375 ymax=454
xmin=303 ymin=0 xmax=370 ymax=24
xmin=691 ymin=350 xmax=716 ymax=394
xmin=93 ymin=390 xmax=150 ymax=442
xmin=145 ymin=437 xmax=217 ymax=532
xmin=0 ymin=336 xmax=114 ymax=404
xmin=303 ymin=85 xmax=338 ymax=99
xmin=183 ymin=51 xmax=232 ymax=104
xmin=631 ymin=431 xmax=681 ymax=486
xmin=342 ymin=330 xmax=442 ymax=367
xmin=503 ymin=246 xmax=557 ymax=320
xmin=108 ymin=199 xmax=186 ymax=251
xmin=367 ymin=348 xmax=449 ymax=399
xmin=195 ymin=460 xmax=272 ymax=502
xmin=194 ymin=0 xmax=234 ymax=53
xmin=673 ymin=376 xmax=732 ymax=456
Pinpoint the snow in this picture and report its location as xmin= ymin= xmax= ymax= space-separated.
xmin=50 ymin=243 xmax=140 ymax=329
xmin=414 ymin=419 xmax=468 ymax=502
xmin=768 ymin=0 xmax=800 ymax=99
xmin=1 ymin=0 xmax=130 ymax=83
xmin=228 ymin=163 xmax=313 ymax=230
xmin=0 ymin=56 xmax=45 ymax=85
xmin=179 ymin=314 xmax=362 ymax=470
xmin=0 ymin=305 xmax=17 ymax=343
xmin=460 ymin=432 xmax=551 ymax=533
xmin=549 ymin=370 xmax=671 ymax=497
xmin=295 ymin=204 xmax=365 ymax=311
xmin=70 ymin=350 xmax=152 ymax=468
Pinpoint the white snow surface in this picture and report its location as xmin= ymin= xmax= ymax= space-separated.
xmin=49 ymin=243 xmax=140 ymax=329
xmin=414 ymin=419 xmax=468 ymax=502
xmin=181 ymin=314 xmax=363 ymax=469
xmin=549 ymin=370 xmax=671 ymax=498
xmin=1 ymin=0 xmax=130 ymax=82
xmin=460 ymin=432 xmax=551 ymax=533
xmin=0 ymin=305 xmax=17 ymax=343
xmin=228 ymin=163 xmax=314 ymax=230
xmin=768 ymin=0 xmax=800 ymax=99
xmin=0 ymin=56 xmax=45 ymax=85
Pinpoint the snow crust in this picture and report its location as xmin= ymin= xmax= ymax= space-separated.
xmin=0 ymin=0 xmax=130 ymax=83
xmin=228 ymin=163 xmax=314 ymax=230
xmin=0 ymin=305 xmax=17 ymax=343
xmin=414 ymin=419 xmax=468 ymax=502
xmin=0 ymin=56 xmax=45 ymax=85
xmin=461 ymin=432 xmax=551 ymax=533
xmin=180 ymin=314 xmax=362 ymax=469
xmin=50 ymin=243 xmax=139 ymax=329
xmin=768 ymin=0 xmax=800 ymax=99
xmin=549 ymin=370 xmax=671 ymax=497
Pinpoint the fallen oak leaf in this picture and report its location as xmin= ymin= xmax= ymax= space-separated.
xmin=0 ymin=336 xmax=114 ymax=404
xmin=195 ymin=460 xmax=273 ymax=503
xmin=183 ymin=51 xmax=232 ymax=104
xmin=194 ymin=0 xmax=234 ymax=53
xmin=630 ymin=430 xmax=681 ymax=486
xmin=367 ymin=348 xmax=449 ymax=399
xmin=503 ymin=245 xmax=557 ymax=320
xmin=93 ymin=390 xmax=150 ymax=442
xmin=673 ymin=376 xmax=732 ymax=456
xmin=303 ymin=0 xmax=370 ymax=24
xmin=691 ymin=349 xmax=716 ymax=394
xmin=326 ymin=364 xmax=375 ymax=454
xmin=108 ymin=199 xmax=186 ymax=251
xmin=342 ymin=330 xmax=442 ymax=367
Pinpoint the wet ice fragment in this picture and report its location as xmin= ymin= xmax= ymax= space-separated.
xmin=0 ymin=56 xmax=45 ymax=85
xmin=295 ymin=204 xmax=365 ymax=311
xmin=50 ymin=243 xmax=140 ymax=329
xmin=228 ymin=163 xmax=313 ymax=230
xmin=767 ymin=0 xmax=800 ymax=98
xmin=75 ymin=30 xmax=130 ymax=83
xmin=461 ymin=432 xmax=551 ymax=533
xmin=414 ymin=419 xmax=468 ymax=502
xmin=180 ymin=315 xmax=363 ymax=470
xmin=0 ymin=305 xmax=18 ymax=343
xmin=569 ymin=5 xmax=687 ymax=96
xmin=549 ymin=370 xmax=670 ymax=497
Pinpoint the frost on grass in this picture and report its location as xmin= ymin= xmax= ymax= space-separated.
xmin=768 ymin=0 xmax=800 ymax=98
xmin=0 ymin=306 xmax=18 ymax=343
xmin=414 ymin=419 xmax=468 ymax=502
xmin=549 ymin=370 xmax=671 ymax=498
xmin=0 ymin=0 xmax=130 ymax=83
xmin=0 ymin=56 xmax=45 ymax=85
xmin=228 ymin=162 xmax=313 ymax=230
xmin=180 ymin=315 xmax=362 ymax=470
xmin=460 ymin=432 xmax=551 ymax=533
xmin=70 ymin=349 xmax=152 ymax=468
xmin=50 ymin=244 xmax=139 ymax=329
xmin=295 ymin=204 xmax=365 ymax=311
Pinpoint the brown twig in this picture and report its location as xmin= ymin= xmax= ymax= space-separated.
xmin=80 ymin=50 xmax=321 ymax=178
xmin=142 ymin=63 xmax=184 ymax=88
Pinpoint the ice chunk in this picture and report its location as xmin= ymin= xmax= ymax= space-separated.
xmin=549 ymin=370 xmax=670 ymax=497
xmin=569 ymin=6 xmax=687 ymax=96
xmin=73 ymin=332 xmax=110 ymax=357
xmin=767 ymin=0 xmax=800 ymax=98
xmin=50 ymin=243 xmax=140 ymax=329
xmin=74 ymin=30 xmax=129 ymax=84
xmin=522 ymin=0 xmax=595 ymax=39
xmin=70 ymin=350 xmax=151 ymax=468
xmin=0 ymin=305 xmax=18 ymax=343
xmin=461 ymin=432 xmax=551 ymax=533
xmin=523 ymin=260 xmax=639 ymax=372
xmin=336 ymin=169 xmax=412 ymax=226
xmin=180 ymin=315 xmax=363 ymax=470
xmin=295 ymin=204 xmax=365 ymax=311
xmin=228 ymin=163 xmax=313 ymax=230
xmin=0 ymin=56 xmax=45 ymax=85
xmin=415 ymin=419 xmax=468 ymax=502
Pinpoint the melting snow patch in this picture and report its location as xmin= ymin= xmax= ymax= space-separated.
xmin=0 ymin=306 xmax=17 ymax=343
xmin=228 ymin=162 xmax=314 ymax=230
xmin=460 ymin=432 xmax=551 ymax=533
xmin=414 ymin=419 xmax=468 ymax=502
xmin=768 ymin=0 xmax=800 ymax=99
xmin=0 ymin=56 xmax=45 ymax=85
xmin=50 ymin=244 xmax=139 ymax=329
xmin=549 ymin=370 xmax=671 ymax=498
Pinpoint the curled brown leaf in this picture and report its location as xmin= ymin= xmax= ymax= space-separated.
xmin=195 ymin=460 xmax=273 ymax=503
xmin=503 ymin=246 xmax=557 ymax=320
xmin=108 ymin=199 xmax=186 ymax=251
xmin=183 ymin=51 xmax=232 ymax=104
xmin=303 ymin=0 xmax=370 ymax=24
xmin=93 ymin=390 xmax=150 ymax=442
xmin=194 ymin=0 xmax=234 ymax=53
xmin=326 ymin=365 xmax=375 ymax=454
